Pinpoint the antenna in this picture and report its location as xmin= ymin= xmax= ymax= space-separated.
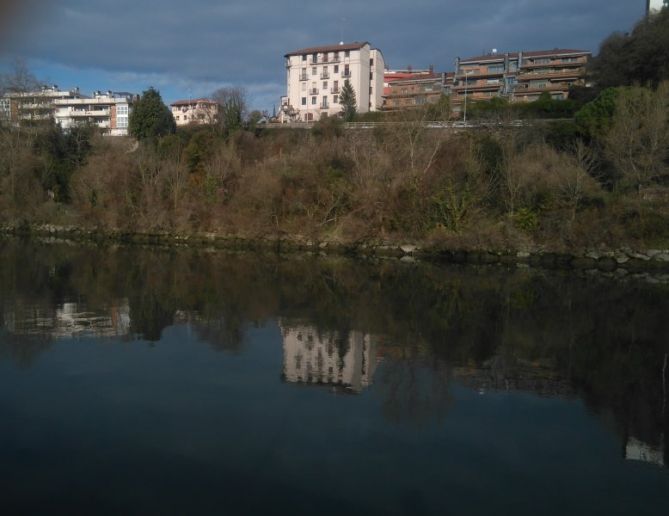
xmin=339 ymin=16 xmax=347 ymax=44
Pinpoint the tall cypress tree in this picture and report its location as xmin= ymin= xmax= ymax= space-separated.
xmin=339 ymin=80 xmax=357 ymax=122
xmin=128 ymin=87 xmax=176 ymax=140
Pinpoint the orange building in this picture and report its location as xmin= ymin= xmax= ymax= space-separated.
xmin=451 ymin=48 xmax=590 ymax=114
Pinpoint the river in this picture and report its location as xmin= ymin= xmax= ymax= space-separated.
xmin=0 ymin=239 xmax=667 ymax=515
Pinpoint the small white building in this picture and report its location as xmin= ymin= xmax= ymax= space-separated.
xmin=54 ymin=91 xmax=134 ymax=136
xmin=170 ymin=98 xmax=218 ymax=126
xmin=283 ymin=41 xmax=385 ymax=122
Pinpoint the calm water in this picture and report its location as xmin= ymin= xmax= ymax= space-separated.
xmin=0 ymin=239 xmax=668 ymax=515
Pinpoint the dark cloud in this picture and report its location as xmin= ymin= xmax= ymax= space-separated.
xmin=1 ymin=0 xmax=646 ymax=106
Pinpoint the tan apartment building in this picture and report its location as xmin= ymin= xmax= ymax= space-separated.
xmin=383 ymin=68 xmax=446 ymax=110
xmin=170 ymin=98 xmax=218 ymax=126
xmin=0 ymin=85 xmax=81 ymax=126
xmin=54 ymin=91 xmax=135 ymax=136
xmin=451 ymin=48 xmax=590 ymax=114
xmin=283 ymin=41 xmax=385 ymax=122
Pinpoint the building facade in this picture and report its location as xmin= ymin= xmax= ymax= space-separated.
xmin=648 ymin=0 xmax=668 ymax=14
xmin=452 ymin=49 xmax=590 ymax=113
xmin=280 ymin=322 xmax=379 ymax=393
xmin=54 ymin=91 xmax=134 ymax=136
xmin=283 ymin=41 xmax=385 ymax=122
xmin=0 ymin=85 xmax=81 ymax=126
xmin=383 ymin=68 xmax=445 ymax=110
xmin=170 ymin=99 xmax=218 ymax=126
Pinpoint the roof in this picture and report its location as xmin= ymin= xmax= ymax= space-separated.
xmin=459 ymin=48 xmax=591 ymax=64
xmin=170 ymin=98 xmax=216 ymax=107
xmin=285 ymin=41 xmax=368 ymax=57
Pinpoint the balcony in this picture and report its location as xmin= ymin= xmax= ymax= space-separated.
xmin=320 ymin=72 xmax=330 ymax=80
xmin=320 ymin=102 xmax=329 ymax=110
xmin=517 ymin=69 xmax=585 ymax=81
xmin=309 ymin=88 xmax=319 ymax=95
xmin=299 ymin=74 xmax=309 ymax=81
xmin=69 ymin=108 xmax=111 ymax=117
xmin=341 ymin=71 xmax=351 ymax=78
xmin=331 ymin=87 xmax=340 ymax=94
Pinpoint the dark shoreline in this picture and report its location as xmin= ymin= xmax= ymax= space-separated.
xmin=2 ymin=223 xmax=669 ymax=274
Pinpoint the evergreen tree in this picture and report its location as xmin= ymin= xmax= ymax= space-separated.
xmin=591 ymin=9 xmax=669 ymax=89
xmin=128 ymin=87 xmax=176 ymax=140
xmin=339 ymin=80 xmax=357 ymax=122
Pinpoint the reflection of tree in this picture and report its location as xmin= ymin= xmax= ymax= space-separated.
xmin=0 ymin=331 xmax=52 ymax=369
xmin=0 ymin=238 xmax=668 ymax=460
xmin=377 ymin=352 xmax=453 ymax=426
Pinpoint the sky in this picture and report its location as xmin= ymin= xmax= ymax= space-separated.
xmin=0 ymin=0 xmax=648 ymax=111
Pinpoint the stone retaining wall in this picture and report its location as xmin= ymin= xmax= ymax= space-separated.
xmin=2 ymin=223 xmax=668 ymax=273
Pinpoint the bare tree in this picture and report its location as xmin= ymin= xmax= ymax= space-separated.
xmin=0 ymin=57 xmax=42 ymax=94
xmin=212 ymin=87 xmax=248 ymax=133
xmin=604 ymin=82 xmax=669 ymax=195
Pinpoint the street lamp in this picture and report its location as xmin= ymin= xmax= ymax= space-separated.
xmin=463 ymin=70 xmax=473 ymax=124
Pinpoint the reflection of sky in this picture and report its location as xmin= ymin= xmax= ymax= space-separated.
xmin=0 ymin=321 xmax=667 ymax=515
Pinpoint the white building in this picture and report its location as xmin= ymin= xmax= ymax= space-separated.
xmin=170 ymin=98 xmax=218 ymax=126
xmin=283 ymin=41 xmax=385 ymax=122
xmin=0 ymin=85 xmax=81 ymax=126
xmin=54 ymin=91 xmax=134 ymax=136
xmin=280 ymin=322 xmax=379 ymax=393
xmin=648 ymin=0 xmax=668 ymax=14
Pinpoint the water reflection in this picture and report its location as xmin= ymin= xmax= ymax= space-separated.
xmin=0 ymin=238 xmax=668 ymax=481
xmin=280 ymin=323 xmax=379 ymax=392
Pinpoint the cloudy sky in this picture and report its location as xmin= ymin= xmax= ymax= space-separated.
xmin=0 ymin=0 xmax=647 ymax=110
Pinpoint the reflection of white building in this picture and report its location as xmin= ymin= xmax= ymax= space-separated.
xmin=625 ymin=436 xmax=665 ymax=467
xmin=280 ymin=322 xmax=379 ymax=392
xmin=3 ymin=300 xmax=131 ymax=339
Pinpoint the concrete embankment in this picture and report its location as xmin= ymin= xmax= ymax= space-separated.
xmin=2 ymin=224 xmax=669 ymax=276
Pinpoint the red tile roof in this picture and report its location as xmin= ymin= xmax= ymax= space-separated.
xmin=285 ymin=41 xmax=368 ymax=57
xmin=170 ymin=98 xmax=216 ymax=107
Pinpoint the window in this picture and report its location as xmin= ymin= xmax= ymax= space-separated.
xmin=312 ymin=53 xmax=317 ymax=63
xmin=302 ymin=54 xmax=307 ymax=61
xmin=334 ymin=65 xmax=339 ymax=74
xmin=344 ymin=64 xmax=350 ymax=77
xmin=301 ymin=82 xmax=306 ymax=91
xmin=311 ymin=97 xmax=317 ymax=105
xmin=370 ymin=72 xmax=373 ymax=80
xmin=370 ymin=58 xmax=374 ymax=66
xmin=488 ymin=64 xmax=504 ymax=73
xmin=332 ymin=95 xmax=338 ymax=104
xmin=322 ymin=96 xmax=328 ymax=107
xmin=345 ymin=50 xmax=350 ymax=58
xmin=322 ymin=81 xmax=328 ymax=89
xmin=301 ymin=97 xmax=307 ymax=105
xmin=312 ymin=67 xmax=317 ymax=75
xmin=175 ymin=115 xmax=180 ymax=121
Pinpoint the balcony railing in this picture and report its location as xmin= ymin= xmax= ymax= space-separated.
xmin=331 ymin=87 xmax=340 ymax=94
xmin=309 ymin=88 xmax=319 ymax=95
xmin=320 ymin=103 xmax=329 ymax=109
xmin=299 ymin=74 xmax=309 ymax=81
xmin=341 ymin=71 xmax=351 ymax=78
xmin=320 ymin=72 xmax=330 ymax=80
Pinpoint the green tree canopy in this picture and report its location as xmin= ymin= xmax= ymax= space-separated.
xmin=128 ymin=87 xmax=176 ymax=140
xmin=339 ymin=80 xmax=357 ymax=122
xmin=591 ymin=9 xmax=669 ymax=88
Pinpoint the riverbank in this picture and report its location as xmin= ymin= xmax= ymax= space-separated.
xmin=3 ymin=223 xmax=669 ymax=274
